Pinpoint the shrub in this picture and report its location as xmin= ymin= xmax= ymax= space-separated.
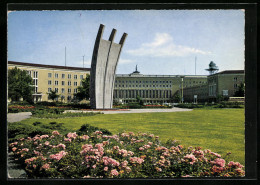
xmin=8 ymin=122 xmax=51 ymax=143
xmin=77 ymin=124 xmax=112 ymax=136
xmin=127 ymin=103 xmax=143 ymax=109
xmin=9 ymin=130 xmax=245 ymax=178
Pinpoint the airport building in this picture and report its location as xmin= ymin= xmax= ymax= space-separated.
xmin=181 ymin=70 xmax=245 ymax=103
xmin=113 ymin=67 xmax=208 ymax=104
xmin=8 ymin=61 xmax=90 ymax=103
xmin=8 ymin=61 xmax=244 ymax=104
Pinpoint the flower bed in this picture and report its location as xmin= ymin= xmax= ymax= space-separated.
xmin=8 ymin=105 xmax=36 ymax=113
xmin=9 ymin=131 xmax=245 ymax=178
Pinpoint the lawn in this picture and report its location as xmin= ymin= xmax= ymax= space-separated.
xmin=19 ymin=108 xmax=245 ymax=165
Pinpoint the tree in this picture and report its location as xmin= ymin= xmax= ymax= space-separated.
xmin=8 ymin=67 xmax=34 ymax=102
xmin=75 ymin=74 xmax=90 ymax=101
xmin=234 ymin=83 xmax=245 ymax=97
xmin=136 ymin=94 xmax=144 ymax=105
xmin=48 ymin=90 xmax=59 ymax=102
xmin=171 ymin=94 xmax=180 ymax=103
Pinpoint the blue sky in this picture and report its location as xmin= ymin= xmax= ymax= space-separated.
xmin=8 ymin=10 xmax=245 ymax=75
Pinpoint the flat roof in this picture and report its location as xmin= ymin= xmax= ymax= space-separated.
xmin=209 ymin=70 xmax=245 ymax=76
xmin=116 ymin=74 xmax=208 ymax=78
xmin=8 ymin=61 xmax=91 ymax=71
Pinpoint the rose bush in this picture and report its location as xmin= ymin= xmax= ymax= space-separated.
xmin=9 ymin=130 xmax=245 ymax=178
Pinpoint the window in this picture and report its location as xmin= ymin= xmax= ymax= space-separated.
xmin=80 ymin=75 xmax=83 ymax=79
xmin=68 ymin=74 xmax=71 ymax=79
xmin=68 ymin=81 xmax=71 ymax=86
xmin=55 ymin=81 xmax=58 ymax=85
xmin=55 ymin=73 xmax=58 ymax=78
xmin=48 ymin=80 xmax=52 ymax=85
xmin=62 ymin=81 xmax=65 ymax=86
xmin=55 ymin=88 xmax=58 ymax=93
xmin=48 ymin=73 xmax=52 ymax=78
xmin=136 ymin=81 xmax=138 ymax=83
xmin=74 ymin=82 xmax=78 ymax=86
xmin=62 ymin=74 xmax=65 ymax=78
xmin=48 ymin=88 xmax=52 ymax=92
xmin=122 ymin=85 xmax=124 ymax=87
xmin=67 ymin=96 xmax=71 ymax=100
xmin=115 ymin=85 xmax=117 ymax=87
xmin=74 ymin=75 xmax=77 ymax=79
xmin=223 ymin=90 xmax=228 ymax=96
xmin=80 ymin=81 xmax=82 ymax=86
xmin=234 ymin=77 xmax=237 ymax=81
xmin=35 ymin=79 xmax=38 ymax=86
xmin=74 ymin=89 xmax=78 ymax=93
xmin=61 ymin=88 xmax=65 ymax=93
xmin=68 ymin=88 xmax=71 ymax=93
xmin=35 ymin=87 xmax=38 ymax=93
xmin=234 ymin=84 xmax=238 ymax=88
xmin=33 ymin=71 xmax=38 ymax=78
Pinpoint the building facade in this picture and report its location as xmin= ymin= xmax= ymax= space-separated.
xmin=181 ymin=70 xmax=245 ymax=103
xmin=8 ymin=61 xmax=244 ymax=104
xmin=207 ymin=70 xmax=244 ymax=101
xmin=113 ymin=68 xmax=208 ymax=104
xmin=8 ymin=61 xmax=90 ymax=103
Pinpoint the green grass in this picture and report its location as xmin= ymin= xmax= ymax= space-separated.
xmin=19 ymin=109 xmax=245 ymax=165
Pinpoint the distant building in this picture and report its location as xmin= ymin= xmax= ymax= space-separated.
xmin=8 ymin=61 xmax=244 ymax=104
xmin=8 ymin=61 xmax=90 ymax=103
xmin=181 ymin=70 xmax=245 ymax=103
xmin=113 ymin=67 xmax=208 ymax=104
xmin=207 ymin=70 xmax=244 ymax=101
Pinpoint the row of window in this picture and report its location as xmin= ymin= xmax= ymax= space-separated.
xmin=27 ymin=71 xmax=38 ymax=78
xmin=48 ymin=87 xmax=78 ymax=93
xmin=114 ymin=90 xmax=172 ymax=99
xmin=48 ymin=73 xmax=84 ymax=79
xmin=115 ymin=84 xmax=172 ymax=88
xmin=116 ymin=80 xmax=172 ymax=84
xmin=48 ymin=80 xmax=82 ymax=86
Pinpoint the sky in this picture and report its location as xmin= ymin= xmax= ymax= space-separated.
xmin=8 ymin=10 xmax=245 ymax=75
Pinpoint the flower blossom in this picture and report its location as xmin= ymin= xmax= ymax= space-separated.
xmin=210 ymin=158 xmax=226 ymax=167
xmin=110 ymin=169 xmax=119 ymax=176
xmin=52 ymin=131 xmax=60 ymax=136
xmin=80 ymin=135 xmax=89 ymax=140
xmin=183 ymin=154 xmax=197 ymax=165
xmin=56 ymin=143 xmax=66 ymax=150
xmin=130 ymin=157 xmax=144 ymax=164
xmin=211 ymin=152 xmax=221 ymax=158
xmin=41 ymin=163 xmax=50 ymax=170
xmin=49 ymin=151 xmax=67 ymax=161
xmin=67 ymin=132 xmax=77 ymax=139
xmin=25 ymin=157 xmax=37 ymax=164
xmin=22 ymin=148 xmax=29 ymax=152
xmin=228 ymin=161 xmax=244 ymax=169
xmin=102 ymin=156 xmax=120 ymax=166
xmin=40 ymin=135 xmax=49 ymax=139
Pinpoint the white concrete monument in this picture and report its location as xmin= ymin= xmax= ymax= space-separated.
xmin=90 ymin=24 xmax=127 ymax=109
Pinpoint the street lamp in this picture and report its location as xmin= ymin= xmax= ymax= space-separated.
xmin=180 ymin=76 xmax=185 ymax=103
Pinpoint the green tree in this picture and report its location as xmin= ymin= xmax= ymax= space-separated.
xmin=75 ymin=74 xmax=90 ymax=101
xmin=136 ymin=94 xmax=144 ymax=105
xmin=48 ymin=90 xmax=59 ymax=102
xmin=234 ymin=83 xmax=245 ymax=97
xmin=8 ymin=67 xmax=34 ymax=102
xmin=171 ymin=94 xmax=180 ymax=103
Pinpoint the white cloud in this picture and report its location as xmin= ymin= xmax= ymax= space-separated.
xmin=127 ymin=33 xmax=211 ymax=57
xmin=118 ymin=58 xmax=135 ymax=64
